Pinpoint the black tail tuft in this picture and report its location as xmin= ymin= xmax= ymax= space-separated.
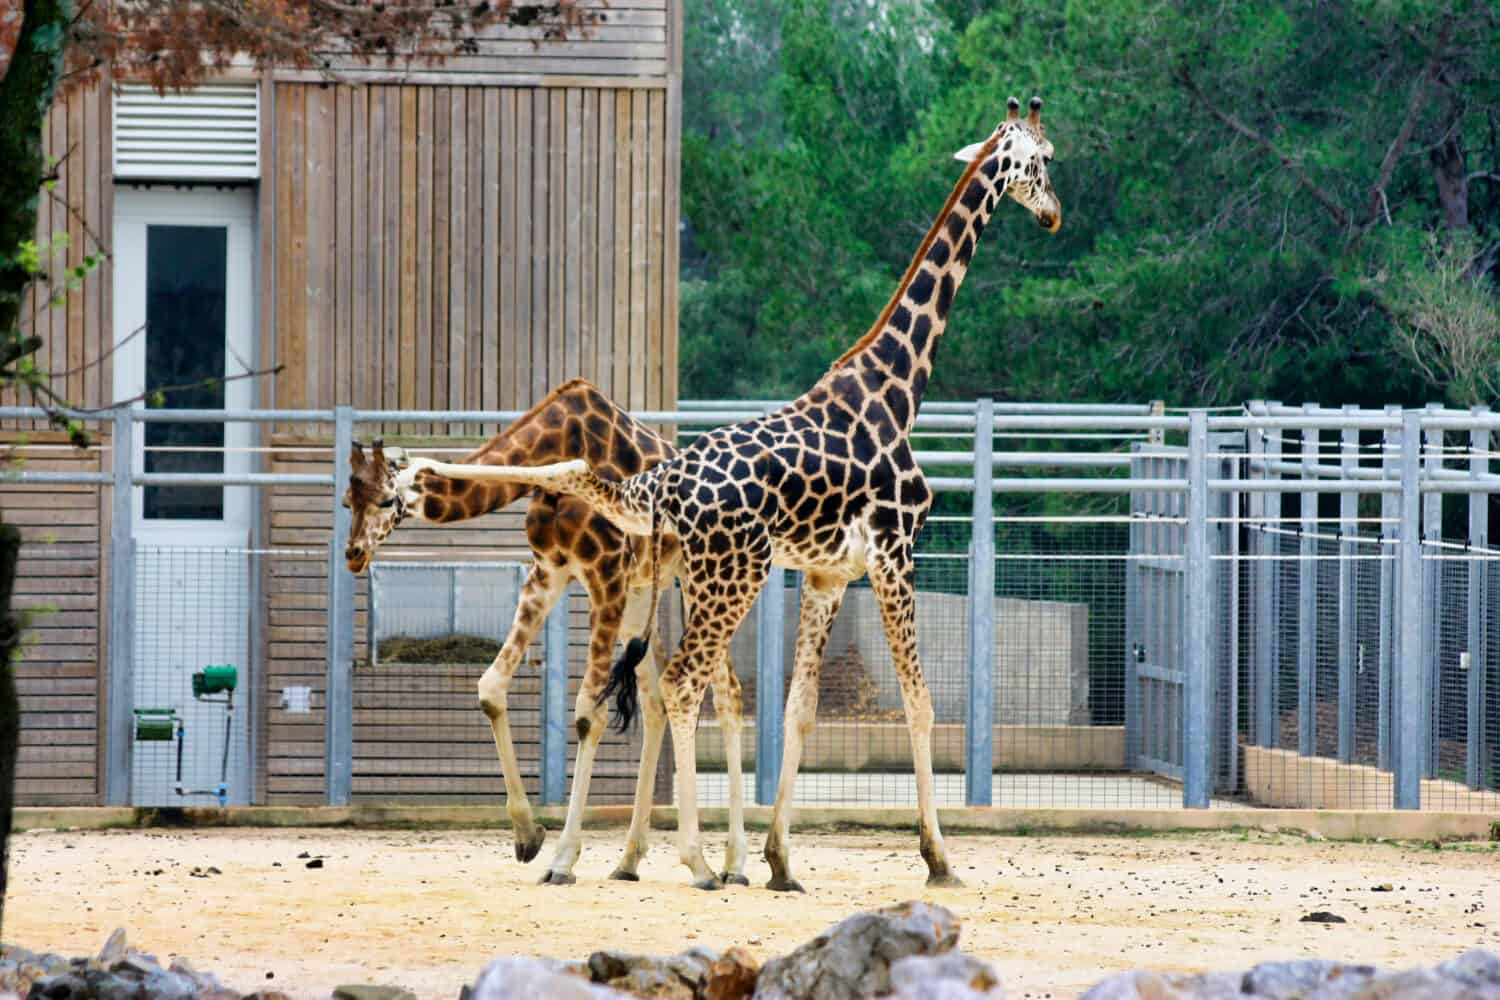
xmin=599 ymin=637 xmax=647 ymax=733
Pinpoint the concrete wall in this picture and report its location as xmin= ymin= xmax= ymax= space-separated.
xmin=727 ymin=587 xmax=1090 ymax=726
xmin=696 ymin=722 xmax=1125 ymax=772
xmin=1242 ymin=746 xmax=1500 ymax=812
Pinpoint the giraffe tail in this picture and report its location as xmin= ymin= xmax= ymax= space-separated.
xmin=600 ymin=638 xmax=645 ymax=734
xmin=598 ymin=483 xmax=663 ymax=734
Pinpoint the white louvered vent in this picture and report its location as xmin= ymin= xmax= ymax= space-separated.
xmin=113 ymin=83 xmax=260 ymax=181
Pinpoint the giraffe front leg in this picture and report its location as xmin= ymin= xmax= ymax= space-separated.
xmin=478 ymin=564 xmax=566 ymax=864
xmin=709 ymin=661 xmax=749 ymax=886
xmin=610 ymin=622 xmax=667 ymax=881
xmin=539 ymin=591 xmax=624 ymax=886
xmin=764 ymin=575 xmax=845 ymax=892
xmin=869 ymin=542 xmax=962 ymax=888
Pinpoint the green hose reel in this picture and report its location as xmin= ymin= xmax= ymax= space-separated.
xmin=132 ymin=664 xmax=239 ymax=807
xmin=192 ymin=664 xmax=237 ymax=699
xmin=134 ymin=708 xmax=177 ymax=742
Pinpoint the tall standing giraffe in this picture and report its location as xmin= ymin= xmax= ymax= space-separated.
xmin=422 ymin=97 xmax=1061 ymax=890
xmin=342 ymin=378 xmax=751 ymax=886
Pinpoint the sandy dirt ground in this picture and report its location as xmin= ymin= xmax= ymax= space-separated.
xmin=7 ymin=825 xmax=1498 ymax=999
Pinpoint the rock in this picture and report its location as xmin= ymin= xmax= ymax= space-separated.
xmin=1241 ymin=959 xmax=1376 ymax=997
xmin=96 ymin=931 xmax=128 ymax=969
xmin=753 ymin=901 xmax=960 ymax=1000
xmin=1358 ymin=968 xmax=1471 ymax=999
xmin=587 ymin=947 xmax=718 ymax=999
xmin=469 ymin=957 xmax=626 ymax=1000
xmin=332 ymin=987 xmax=418 ymax=1000
xmin=887 ymin=953 xmax=1004 ymax=999
xmin=82 ymin=968 xmax=146 ymax=1000
xmin=243 ymin=993 xmax=294 ymax=1000
xmin=306 ymin=859 xmax=325 ymax=870
xmin=114 ymin=953 xmax=163 ymax=977
xmin=1298 ymin=911 xmax=1346 ymax=924
xmin=1078 ymin=970 xmax=1243 ymax=1000
xmin=140 ymin=969 xmax=198 ymax=999
xmin=1371 ymin=883 xmax=1394 ymax=892
xmin=703 ymin=948 xmax=759 ymax=1000
xmin=1435 ymin=950 xmax=1500 ymax=989
xmin=28 ymin=973 xmax=89 ymax=999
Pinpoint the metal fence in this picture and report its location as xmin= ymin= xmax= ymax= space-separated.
xmin=4 ymin=399 xmax=1499 ymax=813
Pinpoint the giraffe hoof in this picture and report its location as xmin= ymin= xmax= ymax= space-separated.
xmin=765 ymin=877 xmax=805 ymax=893
xmin=608 ymin=869 xmax=641 ymax=882
xmin=513 ymin=826 xmax=546 ymax=864
xmin=538 ymin=870 xmax=577 ymax=886
xmin=926 ymin=872 xmax=965 ymax=889
xmin=691 ymin=877 xmax=724 ymax=892
xmin=720 ymin=872 xmax=750 ymax=886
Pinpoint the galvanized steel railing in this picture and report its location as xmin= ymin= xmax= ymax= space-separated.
xmin=2 ymin=398 xmax=1495 ymax=812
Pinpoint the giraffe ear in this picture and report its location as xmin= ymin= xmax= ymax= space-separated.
xmin=953 ymin=140 xmax=987 ymax=163
xmin=383 ymin=446 xmax=409 ymax=470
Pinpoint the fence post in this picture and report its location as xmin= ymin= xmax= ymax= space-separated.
xmin=755 ymin=567 xmax=786 ymax=805
xmin=1467 ymin=409 xmax=1489 ymax=789
xmin=104 ymin=406 xmax=136 ymax=806
xmin=540 ymin=589 xmax=570 ymax=805
xmin=325 ymin=405 xmax=356 ymax=806
xmin=1378 ymin=405 xmax=1400 ymax=771
xmin=1297 ymin=406 xmax=1317 ymax=757
xmin=1184 ymin=409 xmax=1211 ymax=808
xmin=1421 ymin=405 xmax=1442 ymax=778
xmin=965 ymin=398 xmax=995 ymax=806
xmin=1337 ymin=410 xmax=1357 ymax=763
xmin=1396 ymin=409 xmax=1423 ymax=809
xmin=1251 ymin=402 xmax=1280 ymax=747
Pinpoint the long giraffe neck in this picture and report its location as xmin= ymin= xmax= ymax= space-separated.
xmin=810 ymin=133 xmax=1005 ymax=432
xmin=409 ymin=377 xmax=671 ymax=524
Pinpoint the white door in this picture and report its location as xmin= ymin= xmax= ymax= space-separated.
xmin=113 ymin=187 xmax=257 ymax=807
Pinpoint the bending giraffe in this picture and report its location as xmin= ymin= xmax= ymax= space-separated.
xmin=426 ymin=97 xmax=1062 ymax=890
xmin=342 ymin=378 xmax=751 ymax=886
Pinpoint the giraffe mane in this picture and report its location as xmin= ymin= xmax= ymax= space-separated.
xmin=824 ymin=129 xmax=1003 ymax=372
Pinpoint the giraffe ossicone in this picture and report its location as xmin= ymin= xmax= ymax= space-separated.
xmin=435 ymin=96 xmax=1062 ymax=890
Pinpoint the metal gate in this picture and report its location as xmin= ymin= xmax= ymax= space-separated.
xmin=1126 ymin=436 xmax=1243 ymax=791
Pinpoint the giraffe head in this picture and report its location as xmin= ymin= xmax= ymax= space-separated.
xmin=343 ymin=439 xmax=411 ymax=574
xmin=954 ymin=96 xmax=1061 ymax=233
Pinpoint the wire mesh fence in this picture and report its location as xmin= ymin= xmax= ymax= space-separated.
xmin=131 ymin=546 xmax=254 ymax=808
xmin=11 ymin=399 xmax=1500 ymax=815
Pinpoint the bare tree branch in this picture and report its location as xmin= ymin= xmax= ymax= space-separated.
xmin=1175 ymin=65 xmax=1351 ymax=229
xmin=1360 ymin=17 xmax=1454 ymax=231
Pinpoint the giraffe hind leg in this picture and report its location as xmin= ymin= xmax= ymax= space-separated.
xmin=710 ymin=654 xmax=749 ymax=886
xmin=538 ymin=578 xmax=628 ymax=886
xmin=868 ymin=540 xmax=962 ymax=888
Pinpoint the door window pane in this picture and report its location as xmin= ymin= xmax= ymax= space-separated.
xmin=144 ymin=225 xmax=227 ymax=520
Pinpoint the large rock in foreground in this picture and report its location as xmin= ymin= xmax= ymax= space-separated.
xmin=1080 ymin=948 xmax=1500 ymax=999
xmin=751 ymin=901 xmax=986 ymax=1000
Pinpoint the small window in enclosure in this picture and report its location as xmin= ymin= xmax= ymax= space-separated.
xmin=143 ymin=224 xmax=228 ymax=520
xmin=368 ymin=563 xmax=527 ymax=666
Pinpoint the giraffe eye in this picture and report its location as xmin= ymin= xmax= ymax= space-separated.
xmin=378 ymin=497 xmax=397 ymax=509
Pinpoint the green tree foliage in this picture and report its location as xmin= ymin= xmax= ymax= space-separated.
xmin=679 ymin=0 xmax=1500 ymax=408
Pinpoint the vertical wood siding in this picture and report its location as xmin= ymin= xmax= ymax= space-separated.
xmin=1 ymin=84 xmax=114 ymax=419
xmin=0 ymin=436 xmax=104 ymax=804
xmin=270 ymin=81 xmax=678 ymax=419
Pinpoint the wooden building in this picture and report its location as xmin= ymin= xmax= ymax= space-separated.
xmin=1 ymin=0 xmax=684 ymax=807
